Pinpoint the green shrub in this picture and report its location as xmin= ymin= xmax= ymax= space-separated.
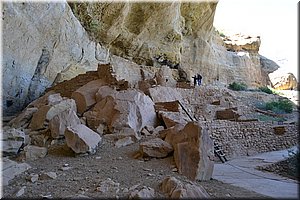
xmin=259 ymin=86 xmax=273 ymax=94
xmin=228 ymin=82 xmax=248 ymax=91
xmin=265 ymin=99 xmax=293 ymax=113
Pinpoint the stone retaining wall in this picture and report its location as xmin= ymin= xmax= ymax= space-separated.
xmin=200 ymin=120 xmax=298 ymax=158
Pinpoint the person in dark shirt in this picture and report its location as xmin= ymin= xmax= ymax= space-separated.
xmin=192 ymin=74 xmax=203 ymax=86
xmin=197 ymin=74 xmax=202 ymax=85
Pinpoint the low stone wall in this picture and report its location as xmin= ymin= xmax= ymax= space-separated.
xmin=200 ymin=120 xmax=298 ymax=159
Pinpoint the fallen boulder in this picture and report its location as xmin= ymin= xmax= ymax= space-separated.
xmin=24 ymin=145 xmax=48 ymax=161
xmin=154 ymin=101 xmax=180 ymax=112
xmin=84 ymin=95 xmax=119 ymax=132
xmin=154 ymin=65 xmax=177 ymax=87
xmin=163 ymin=124 xmax=185 ymax=143
xmin=269 ymin=71 xmax=298 ymax=90
xmin=2 ymin=157 xmax=31 ymax=186
xmin=29 ymin=129 xmax=51 ymax=147
xmin=27 ymin=90 xmax=56 ymax=109
xmin=46 ymin=99 xmax=77 ymax=121
xmin=160 ymin=176 xmax=209 ymax=198
xmin=47 ymin=93 xmax=63 ymax=106
xmin=64 ymin=124 xmax=102 ymax=154
xmin=2 ymin=128 xmax=26 ymax=155
xmin=115 ymin=136 xmax=134 ymax=148
xmin=29 ymin=105 xmax=51 ymax=131
xmin=148 ymin=86 xmax=183 ymax=103
xmin=160 ymin=176 xmax=183 ymax=197
xmin=166 ymin=122 xmax=214 ymax=181
xmin=8 ymin=107 xmax=38 ymax=128
xmin=140 ymin=138 xmax=173 ymax=158
xmin=129 ymin=186 xmax=155 ymax=198
xmin=49 ymin=109 xmax=81 ymax=138
xmin=96 ymin=178 xmax=120 ymax=194
xmin=96 ymin=86 xmax=157 ymax=135
xmin=159 ymin=111 xmax=188 ymax=128
xmin=71 ymin=79 xmax=105 ymax=114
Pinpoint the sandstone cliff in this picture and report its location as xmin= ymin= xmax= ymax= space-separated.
xmin=2 ymin=2 xmax=109 ymax=116
xmin=70 ymin=2 xmax=278 ymax=87
xmin=3 ymin=1 xmax=280 ymax=116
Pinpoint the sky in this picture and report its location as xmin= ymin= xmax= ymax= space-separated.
xmin=213 ymin=0 xmax=298 ymax=79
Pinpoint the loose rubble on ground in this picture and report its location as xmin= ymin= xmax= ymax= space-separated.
xmin=2 ymin=63 xmax=298 ymax=198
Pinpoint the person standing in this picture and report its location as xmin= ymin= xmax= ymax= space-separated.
xmin=197 ymin=74 xmax=202 ymax=85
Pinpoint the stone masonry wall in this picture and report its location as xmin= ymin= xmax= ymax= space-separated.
xmin=200 ymin=120 xmax=298 ymax=159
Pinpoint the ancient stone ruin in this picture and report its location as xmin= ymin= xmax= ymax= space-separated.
xmin=2 ymin=1 xmax=298 ymax=199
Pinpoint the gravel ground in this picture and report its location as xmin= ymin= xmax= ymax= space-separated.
xmin=3 ymin=137 xmax=269 ymax=199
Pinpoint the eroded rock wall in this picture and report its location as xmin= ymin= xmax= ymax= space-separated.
xmin=2 ymin=2 xmax=109 ymax=116
xmin=3 ymin=1 xmax=280 ymax=116
xmin=70 ymin=1 xmax=278 ymax=88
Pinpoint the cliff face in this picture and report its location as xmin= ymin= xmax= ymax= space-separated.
xmin=70 ymin=2 xmax=277 ymax=86
xmin=2 ymin=2 xmax=109 ymax=116
xmin=3 ymin=1 xmax=279 ymax=116
xmin=69 ymin=2 xmax=217 ymax=67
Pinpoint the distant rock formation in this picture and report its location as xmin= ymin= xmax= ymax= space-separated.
xmin=269 ymin=71 xmax=298 ymax=90
xmin=222 ymin=34 xmax=261 ymax=53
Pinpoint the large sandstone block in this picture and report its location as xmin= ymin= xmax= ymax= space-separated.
xmin=8 ymin=107 xmax=38 ymax=128
xmin=49 ymin=109 xmax=81 ymax=138
xmin=140 ymin=138 xmax=173 ymax=158
xmin=2 ymin=157 xmax=31 ymax=186
xmin=149 ymin=86 xmax=183 ymax=103
xmin=2 ymin=128 xmax=26 ymax=155
xmin=71 ymin=79 xmax=105 ymax=114
xmin=46 ymin=99 xmax=77 ymax=120
xmin=64 ymin=124 xmax=102 ymax=154
xmin=24 ymin=145 xmax=48 ymax=161
xmin=29 ymin=105 xmax=51 ymax=131
xmin=164 ymin=124 xmax=185 ymax=144
xmin=154 ymin=101 xmax=180 ymax=112
xmin=95 ymin=86 xmax=157 ymax=135
xmin=159 ymin=111 xmax=188 ymax=128
xmin=166 ymin=122 xmax=214 ymax=181
xmin=160 ymin=176 xmax=209 ymax=198
xmin=47 ymin=93 xmax=63 ymax=106
xmin=84 ymin=96 xmax=119 ymax=132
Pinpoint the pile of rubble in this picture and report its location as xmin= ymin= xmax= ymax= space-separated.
xmin=3 ymin=63 xmax=223 ymax=198
xmin=3 ymin=62 xmax=297 ymax=198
